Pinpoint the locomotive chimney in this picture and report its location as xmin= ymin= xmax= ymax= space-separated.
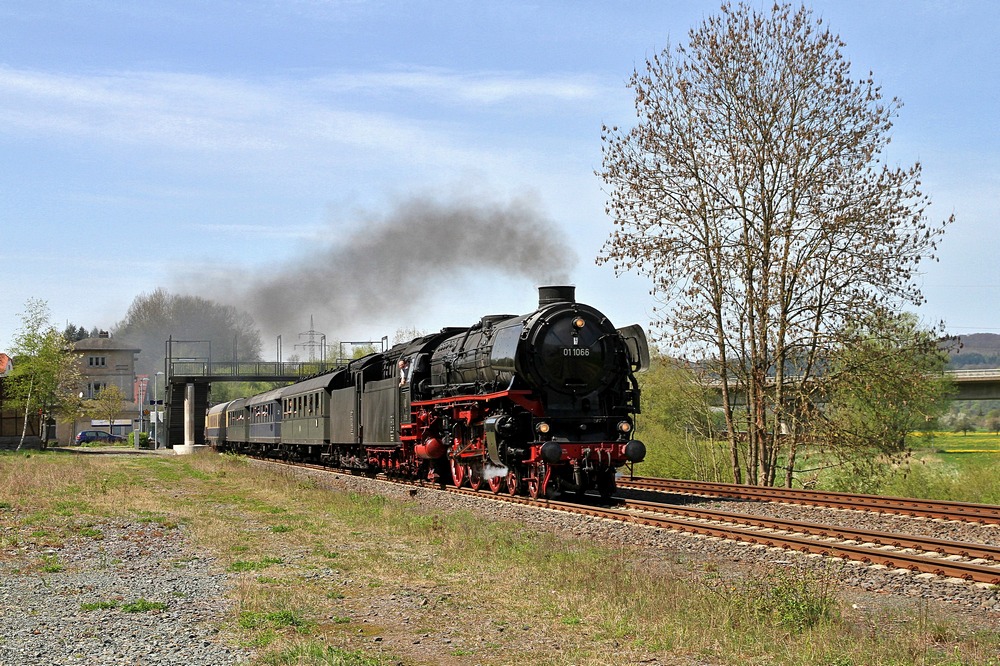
xmin=538 ymin=285 xmax=576 ymax=307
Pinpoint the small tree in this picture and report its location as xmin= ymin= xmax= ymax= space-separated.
xmin=8 ymin=299 xmax=82 ymax=450
xmin=637 ymin=354 xmax=726 ymax=480
xmin=952 ymin=412 xmax=976 ymax=437
xmin=986 ymin=411 xmax=1000 ymax=436
xmin=85 ymin=385 xmax=128 ymax=441
xmin=815 ymin=313 xmax=953 ymax=491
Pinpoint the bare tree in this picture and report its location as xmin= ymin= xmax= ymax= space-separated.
xmin=599 ymin=3 xmax=952 ymax=485
xmin=114 ymin=289 xmax=263 ymax=376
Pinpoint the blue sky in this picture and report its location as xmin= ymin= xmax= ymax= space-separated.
xmin=1 ymin=1 xmax=998 ymax=356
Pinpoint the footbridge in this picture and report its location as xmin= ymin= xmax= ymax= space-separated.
xmin=163 ymin=360 xmax=343 ymax=451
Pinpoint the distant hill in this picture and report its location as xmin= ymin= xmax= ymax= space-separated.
xmin=944 ymin=333 xmax=1000 ymax=369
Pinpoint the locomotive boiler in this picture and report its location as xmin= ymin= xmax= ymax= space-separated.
xmin=211 ymin=286 xmax=649 ymax=499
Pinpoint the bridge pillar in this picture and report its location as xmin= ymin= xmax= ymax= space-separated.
xmin=174 ymin=383 xmax=197 ymax=455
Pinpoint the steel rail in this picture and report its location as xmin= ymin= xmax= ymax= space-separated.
xmin=619 ymin=477 xmax=1000 ymax=524
xmin=620 ymin=499 xmax=1000 ymax=563
xmin=245 ymin=457 xmax=1000 ymax=584
xmin=446 ymin=489 xmax=1000 ymax=585
xmin=463 ymin=491 xmax=1000 ymax=584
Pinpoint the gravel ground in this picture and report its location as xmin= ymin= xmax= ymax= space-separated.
xmin=0 ymin=520 xmax=250 ymax=666
xmin=2 ymin=457 xmax=999 ymax=666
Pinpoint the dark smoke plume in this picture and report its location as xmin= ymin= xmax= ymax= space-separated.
xmin=238 ymin=195 xmax=577 ymax=335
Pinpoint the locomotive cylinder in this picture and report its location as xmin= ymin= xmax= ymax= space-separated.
xmin=415 ymin=437 xmax=446 ymax=459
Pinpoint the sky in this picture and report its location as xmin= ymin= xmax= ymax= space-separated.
xmin=1 ymin=0 xmax=998 ymax=360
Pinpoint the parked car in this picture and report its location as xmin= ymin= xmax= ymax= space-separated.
xmin=75 ymin=430 xmax=126 ymax=445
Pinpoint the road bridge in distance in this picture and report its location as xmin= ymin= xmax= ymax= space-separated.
xmin=708 ymin=368 xmax=1000 ymax=406
xmin=946 ymin=368 xmax=1000 ymax=400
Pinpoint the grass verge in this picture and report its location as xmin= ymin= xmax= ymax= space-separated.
xmin=1 ymin=449 xmax=998 ymax=665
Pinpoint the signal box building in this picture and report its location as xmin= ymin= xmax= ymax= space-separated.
xmin=58 ymin=332 xmax=142 ymax=444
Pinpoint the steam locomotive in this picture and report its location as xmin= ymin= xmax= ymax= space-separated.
xmin=207 ymin=286 xmax=649 ymax=499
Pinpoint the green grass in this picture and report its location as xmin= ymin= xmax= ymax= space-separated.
xmin=882 ymin=432 xmax=1000 ymax=503
xmin=636 ymin=429 xmax=1000 ymax=502
xmin=39 ymin=554 xmax=62 ymax=573
xmin=227 ymin=556 xmax=283 ymax=572
xmin=239 ymin=609 xmax=311 ymax=631
xmin=258 ymin=644 xmax=391 ymax=666
xmin=80 ymin=598 xmax=166 ymax=613
xmin=121 ymin=599 xmax=167 ymax=613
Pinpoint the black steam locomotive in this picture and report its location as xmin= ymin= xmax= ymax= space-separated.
xmin=207 ymin=286 xmax=648 ymax=499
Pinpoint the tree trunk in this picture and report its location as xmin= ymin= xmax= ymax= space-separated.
xmin=16 ymin=377 xmax=33 ymax=452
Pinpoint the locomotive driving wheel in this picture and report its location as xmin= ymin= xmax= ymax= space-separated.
xmin=487 ymin=472 xmax=503 ymax=494
xmin=527 ymin=464 xmax=551 ymax=499
xmin=450 ymin=459 xmax=465 ymax=488
xmin=505 ymin=468 xmax=522 ymax=496
xmin=468 ymin=464 xmax=483 ymax=491
xmin=526 ymin=475 xmax=541 ymax=499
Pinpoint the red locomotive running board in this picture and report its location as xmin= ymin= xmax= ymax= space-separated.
xmin=411 ymin=389 xmax=545 ymax=416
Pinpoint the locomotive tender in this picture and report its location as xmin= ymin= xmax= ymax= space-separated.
xmin=207 ymin=286 xmax=649 ymax=499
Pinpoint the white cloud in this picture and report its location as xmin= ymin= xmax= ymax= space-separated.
xmin=0 ymin=67 xmax=482 ymax=166
xmin=317 ymin=67 xmax=604 ymax=105
xmin=0 ymin=65 xmax=607 ymax=157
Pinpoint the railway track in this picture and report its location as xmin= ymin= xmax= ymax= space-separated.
xmin=440 ymin=489 xmax=1000 ymax=585
xmin=250 ymin=456 xmax=1000 ymax=586
xmin=619 ymin=477 xmax=1000 ymax=524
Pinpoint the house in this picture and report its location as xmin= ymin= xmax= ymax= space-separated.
xmin=58 ymin=332 xmax=142 ymax=444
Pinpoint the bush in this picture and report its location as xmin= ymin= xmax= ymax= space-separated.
xmin=127 ymin=431 xmax=151 ymax=448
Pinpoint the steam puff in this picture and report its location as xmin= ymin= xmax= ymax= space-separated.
xmin=241 ymin=195 xmax=577 ymax=334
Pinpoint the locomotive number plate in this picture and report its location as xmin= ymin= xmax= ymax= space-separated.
xmin=562 ymin=348 xmax=591 ymax=357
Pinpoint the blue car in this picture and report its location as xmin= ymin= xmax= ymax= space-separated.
xmin=75 ymin=430 xmax=126 ymax=445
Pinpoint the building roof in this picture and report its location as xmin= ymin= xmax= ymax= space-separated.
xmin=73 ymin=336 xmax=141 ymax=353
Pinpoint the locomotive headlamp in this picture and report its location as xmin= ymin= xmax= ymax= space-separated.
xmin=536 ymin=421 xmax=551 ymax=434
xmin=618 ymin=420 xmax=632 ymax=434
xmin=572 ymin=317 xmax=586 ymax=329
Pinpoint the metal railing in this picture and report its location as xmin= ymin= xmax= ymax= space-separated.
xmin=943 ymin=368 xmax=1000 ymax=381
xmin=167 ymin=360 xmax=346 ymax=381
